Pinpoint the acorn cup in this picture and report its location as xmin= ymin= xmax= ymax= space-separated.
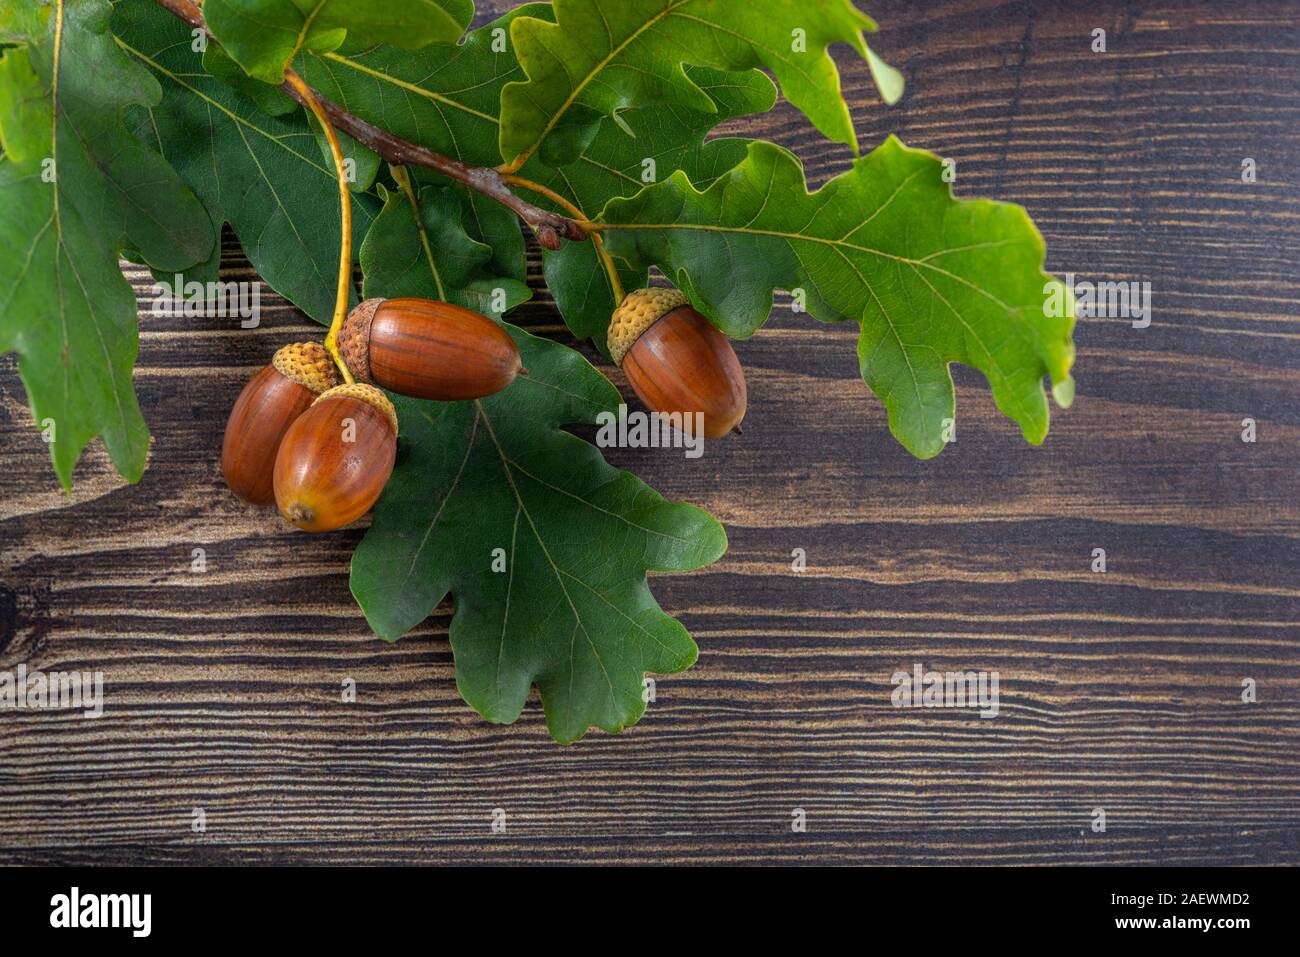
xmin=221 ymin=342 xmax=341 ymax=505
xmin=608 ymin=289 xmax=747 ymax=439
xmin=340 ymin=297 xmax=523 ymax=401
xmin=273 ymin=383 xmax=399 ymax=533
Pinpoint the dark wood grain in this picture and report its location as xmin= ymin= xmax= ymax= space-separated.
xmin=2 ymin=0 xmax=1298 ymax=865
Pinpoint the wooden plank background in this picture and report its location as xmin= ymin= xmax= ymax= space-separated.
xmin=2 ymin=0 xmax=1298 ymax=865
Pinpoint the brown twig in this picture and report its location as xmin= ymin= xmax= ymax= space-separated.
xmin=504 ymin=174 xmax=625 ymax=304
xmin=150 ymin=0 xmax=589 ymax=250
xmin=286 ymin=85 xmax=587 ymax=249
xmin=284 ymin=70 xmax=355 ymax=383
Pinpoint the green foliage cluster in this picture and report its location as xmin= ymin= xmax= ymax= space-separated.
xmin=0 ymin=0 xmax=1074 ymax=741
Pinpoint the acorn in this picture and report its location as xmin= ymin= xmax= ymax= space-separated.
xmin=608 ymin=289 xmax=747 ymax=439
xmin=340 ymin=297 xmax=522 ymax=401
xmin=273 ymin=383 xmax=398 ymax=533
xmin=221 ymin=342 xmax=341 ymax=505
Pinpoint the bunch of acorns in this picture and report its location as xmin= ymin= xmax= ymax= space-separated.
xmin=222 ymin=289 xmax=748 ymax=531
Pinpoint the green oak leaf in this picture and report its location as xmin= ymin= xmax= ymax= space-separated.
xmin=201 ymin=42 xmax=296 ymax=116
xmin=0 ymin=32 xmax=45 ymax=162
xmin=295 ymin=6 xmax=539 ymax=315
xmin=112 ymin=0 xmax=379 ymax=326
xmin=0 ymin=0 xmax=212 ymax=487
xmin=293 ymin=4 xmax=531 ymax=172
xmin=535 ymin=64 xmax=776 ymax=346
xmin=202 ymin=40 xmax=384 ymax=192
xmin=294 ymin=9 xmax=776 ymax=345
xmin=360 ymin=179 xmax=531 ymax=317
xmin=351 ymin=326 xmax=727 ymax=743
xmin=499 ymin=0 xmax=903 ymax=170
xmin=602 ymin=137 xmax=1077 ymax=458
xmin=540 ymin=235 xmax=642 ymax=348
xmin=203 ymin=0 xmax=473 ymax=84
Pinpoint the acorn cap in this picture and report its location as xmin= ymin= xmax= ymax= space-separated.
xmin=271 ymin=342 xmax=340 ymax=394
xmin=608 ymin=288 xmax=690 ymax=365
xmin=339 ymin=298 xmax=385 ymax=384
xmin=313 ymin=382 xmax=399 ymax=437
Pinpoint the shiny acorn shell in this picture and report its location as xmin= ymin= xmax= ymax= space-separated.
xmin=273 ymin=383 xmax=398 ymax=533
xmin=340 ymin=297 xmax=522 ymax=402
xmin=609 ymin=290 xmax=747 ymax=440
xmin=221 ymin=342 xmax=339 ymax=505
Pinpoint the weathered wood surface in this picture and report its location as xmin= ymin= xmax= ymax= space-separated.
xmin=2 ymin=0 xmax=1298 ymax=865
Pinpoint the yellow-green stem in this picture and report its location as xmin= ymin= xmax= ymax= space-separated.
xmin=503 ymin=174 xmax=625 ymax=306
xmin=389 ymin=164 xmax=447 ymax=301
xmin=285 ymin=69 xmax=355 ymax=384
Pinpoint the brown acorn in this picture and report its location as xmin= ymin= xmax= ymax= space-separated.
xmin=221 ymin=342 xmax=341 ymax=505
xmin=339 ymin=297 xmax=522 ymax=401
xmin=273 ymin=383 xmax=398 ymax=533
xmin=608 ymin=289 xmax=747 ymax=439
